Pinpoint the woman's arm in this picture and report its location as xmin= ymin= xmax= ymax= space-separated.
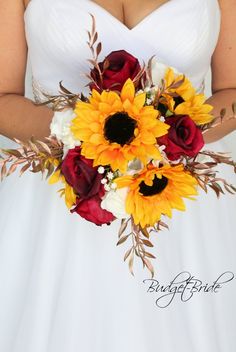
xmin=0 ymin=0 xmax=53 ymax=142
xmin=203 ymin=0 xmax=236 ymax=144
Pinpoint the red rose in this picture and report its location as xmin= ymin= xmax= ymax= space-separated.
xmin=90 ymin=50 xmax=142 ymax=92
xmin=158 ymin=115 xmax=204 ymax=160
xmin=61 ymin=147 xmax=115 ymax=225
xmin=61 ymin=147 xmax=102 ymax=198
xmin=71 ymin=188 xmax=115 ymax=226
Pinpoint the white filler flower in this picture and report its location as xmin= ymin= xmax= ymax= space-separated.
xmin=98 ymin=166 xmax=105 ymax=174
xmin=101 ymin=187 xmax=129 ymax=219
xmin=50 ymin=109 xmax=81 ymax=156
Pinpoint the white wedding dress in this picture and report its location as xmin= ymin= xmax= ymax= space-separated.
xmin=0 ymin=0 xmax=236 ymax=351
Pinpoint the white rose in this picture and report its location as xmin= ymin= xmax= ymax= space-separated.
xmin=101 ymin=187 xmax=129 ymax=220
xmin=151 ymin=59 xmax=180 ymax=87
xmin=50 ymin=109 xmax=81 ymax=156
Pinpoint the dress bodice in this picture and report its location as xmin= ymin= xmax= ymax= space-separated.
xmin=24 ymin=0 xmax=221 ymax=95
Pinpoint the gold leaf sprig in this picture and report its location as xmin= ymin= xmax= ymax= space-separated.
xmin=151 ymin=75 xmax=185 ymax=109
xmin=133 ymin=62 xmax=147 ymax=90
xmin=185 ymin=151 xmax=236 ymax=196
xmin=85 ymin=14 xmax=103 ymax=90
xmin=117 ymin=218 xmax=164 ymax=277
xmin=145 ymin=55 xmax=155 ymax=87
xmin=0 ymin=136 xmax=63 ymax=181
xmin=35 ymin=82 xmax=86 ymax=111
xmin=201 ymin=103 xmax=236 ymax=133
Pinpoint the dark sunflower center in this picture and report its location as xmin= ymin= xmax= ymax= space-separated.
xmin=104 ymin=112 xmax=137 ymax=146
xmin=139 ymin=175 xmax=168 ymax=196
xmin=174 ymin=96 xmax=185 ymax=107
xmin=158 ymin=102 xmax=168 ymax=116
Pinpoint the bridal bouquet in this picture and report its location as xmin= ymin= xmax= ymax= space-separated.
xmin=1 ymin=16 xmax=235 ymax=276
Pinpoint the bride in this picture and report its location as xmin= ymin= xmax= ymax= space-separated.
xmin=0 ymin=0 xmax=235 ymax=351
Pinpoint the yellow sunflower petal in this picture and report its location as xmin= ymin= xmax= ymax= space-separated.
xmin=133 ymin=93 xmax=146 ymax=110
xmin=120 ymin=79 xmax=135 ymax=103
xmin=48 ymin=169 xmax=61 ymax=185
xmin=174 ymin=94 xmax=214 ymax=125
xmin=64 ymin=182 xmax=77 ymax=209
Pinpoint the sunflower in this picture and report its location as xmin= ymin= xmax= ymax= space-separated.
xmin=71 ymin=79 xmax=169 ymax=173
xmin=174 ymin=94 xmax=213 ymax=125
xmin=164 ymin=68 xmax=196 ymax=101
xmin=115 ymin=164 xmax=198 ymax=228
xmin=159 ymin=68 xmax=213 ymax=125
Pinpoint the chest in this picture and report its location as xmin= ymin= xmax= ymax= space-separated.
xmin=91 ymin=0 xmax=170 ymax=29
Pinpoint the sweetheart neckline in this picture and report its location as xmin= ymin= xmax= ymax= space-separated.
xmin=87 ymin=0 xmax=173 ymax=31
xmin=24 ymin=0 xmax=174 ymax=31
